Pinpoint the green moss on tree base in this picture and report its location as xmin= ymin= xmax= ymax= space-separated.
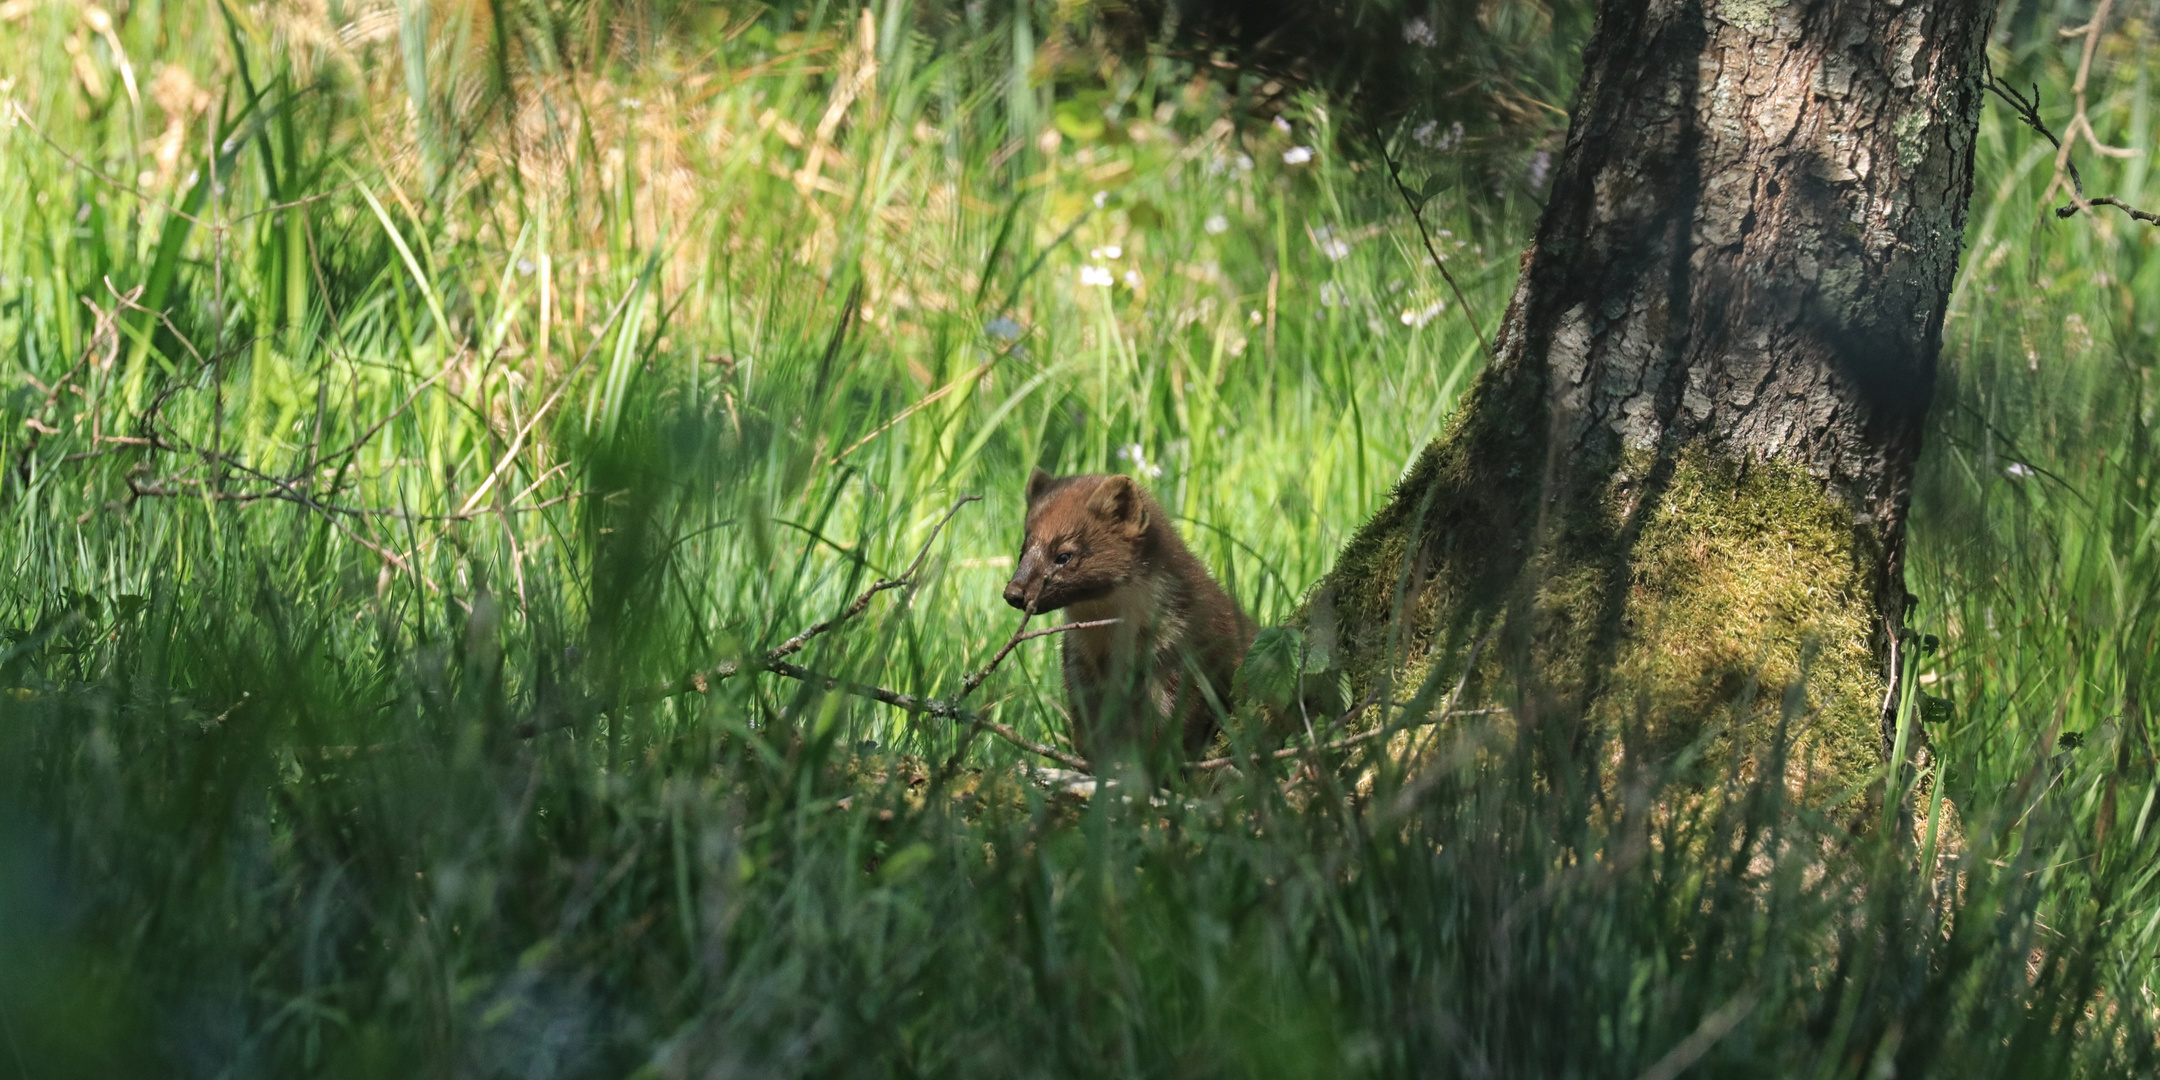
xmin=1297 ymin=434 xmax=1892 ymax=819
xmin=1580 ymin=450 xmax=1883 ymax=807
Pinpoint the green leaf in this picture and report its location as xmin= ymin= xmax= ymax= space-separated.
xmin=1236 ymin=627 xmax=1306 ymax=712
xmin=878 ymin=843 xmax=935 ymax=884
xmin=1919 ymin=694 xmax=1955 ymax=726
xmin=1053 ymin=96 xmax=1107 ymax=141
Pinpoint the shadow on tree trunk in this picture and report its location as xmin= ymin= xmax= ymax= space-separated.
xmin=1277 ymin=0 xmax=1994 ymax=828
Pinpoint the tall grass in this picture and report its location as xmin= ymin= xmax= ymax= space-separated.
xmin=0 ymin=0 xmax=2155 ymax=1075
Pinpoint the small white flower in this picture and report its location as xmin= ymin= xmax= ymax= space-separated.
xmin=2005 ymin=463 xmax=2036 ymax=479
xmin=1525 ymin=150 xmax=1553 ymax=192
xmin=1249 ymin=310 xmax=1263 ymax=324
xmin=1415 ymin=120 xmax=1464 ymax=151
xmin=1399 ymin=300 xmax=1446 ymax=328
xmin=1228 ymin=337 xmax=1248 ymax=357
xmin=1205 ymin=215 xmax=1230 ymax=235
xmin=1273 ymin=116 xmax=1293 ymax=134
xmin=1105 ymin=244 xmax=1122 ymax=259
xmin=1092 ymin=190 xmax=1109 ymax=208
xmin=1236 ymin=153 xmax=1254 ymax=172
xmin=1116 ymin=444 xmax=1165 ymax=480
xmin=1282 ymin=146 xmax=1314 ymax=165
xmin=1403 ymin=18 xmax=1438 ymax=47
xmin=1079 ymin=266 xmax=1114 ymax=287
xmin=517 ymin=259 xmax=536 ymax=275
xmin=1313 ymin=226 xmax=1351 ymax=261
xmin=1122 ymin=270 xmax=1142 ymax=288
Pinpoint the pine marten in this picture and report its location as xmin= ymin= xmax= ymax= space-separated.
xmin=1002 ymin=469 xmax=1255 ymax=770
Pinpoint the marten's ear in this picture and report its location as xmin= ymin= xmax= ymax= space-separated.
xmin=1025 ymin=467 xmax=1054 ymax=506
xmin=1087 ymin=475 xmax=1149 ymax=539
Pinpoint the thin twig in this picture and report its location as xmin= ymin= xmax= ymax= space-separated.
xmin=1372 ymin=126 xmax=1495 ymax=360
xmin=2076 ymin=194 xmax=2160 ymax=226
xmin=1987 ymin=17 xmax=2157 ymax=228
xmin=125 ymin=476 xmax=586 ymax=521
xmin=576 ymin=499 xmax=1103 ymax=774
xmin=9 ymin=100 xmax=214 ymax=230
xmin=614 ymin=496 xmax=980 ymax=707
xmin=766 ymin=495 xmax=980 ymax=663
xmin=765 ymin=660 xmax=1092 ymax=772
xmin=959 ymin=616 xmax=1116 ymax=699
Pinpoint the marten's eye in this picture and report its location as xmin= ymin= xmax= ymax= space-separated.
xmin=1054 ymin=551 xmax=1075 ymax=566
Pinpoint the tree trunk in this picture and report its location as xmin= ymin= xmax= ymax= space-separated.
xmin=1306 ymin=0 xmax=1993 ymax=814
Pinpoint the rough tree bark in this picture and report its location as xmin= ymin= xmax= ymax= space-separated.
xmin=1304 ymin=0 xmax=1994 ymax=813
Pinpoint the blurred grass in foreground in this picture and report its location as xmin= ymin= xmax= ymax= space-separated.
xmin=0 ymin=0 xmax=2157 ymax=1075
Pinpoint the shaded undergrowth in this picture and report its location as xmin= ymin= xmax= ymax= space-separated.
xmin=0 ymin=0 xmax=2157 ymax=1075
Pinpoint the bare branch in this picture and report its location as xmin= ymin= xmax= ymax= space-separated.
xmin=1189 ymin=706 xmax=1505 ymax=771
xmin=766 ymin=495 xmax=980 ymax=663
xmin=10 ymin=101 xmax=214 ymax=230
xmin=830 ymin=332 xmax=1030 ymax=467
xmin=2070 ymin=194 xmax=2160 ymax=226
xmin=762 ymin=660 xmax=1092 ymax=772
xmin=613 ymin=495 xmax=981 ymax=709
xmin=959 ymin=615 xmax=1116 ymax=700
xmin=1989 ymin=9 xmax=2157 ymax=228
xmin=124 ymin=473 xmax=586 ymax=521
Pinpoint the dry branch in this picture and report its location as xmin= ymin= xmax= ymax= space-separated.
xmin=765 ymin=495 xmax=981 ymax=664
xmin=959 ymin=610 xmax=1116 ymax=700
xmin=524 ymin=494 xmax=1500 ymax=783
xmin=764 ymin=660 xmax=1091 ymax=772
xmin=1985 ymin=14 xmax=2158 ymax=229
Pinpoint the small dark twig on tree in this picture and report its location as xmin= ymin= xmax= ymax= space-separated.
xmin=2074 ymin=195 xmax=2160 ymax=226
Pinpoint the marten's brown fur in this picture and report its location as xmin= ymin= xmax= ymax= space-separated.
xmin=1003 ymin=469 xmax=1254 ymax=768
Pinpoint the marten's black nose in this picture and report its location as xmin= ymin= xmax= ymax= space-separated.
xmin=1003 ymin=580 xmax=1029 ymax=610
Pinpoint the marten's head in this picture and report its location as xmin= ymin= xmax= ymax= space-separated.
xmin=1003 ymin=469 xmax=1153 ymax=613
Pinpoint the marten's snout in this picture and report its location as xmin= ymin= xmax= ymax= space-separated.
xmin=1002 ymin=578 xmax=1030 ymax=610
